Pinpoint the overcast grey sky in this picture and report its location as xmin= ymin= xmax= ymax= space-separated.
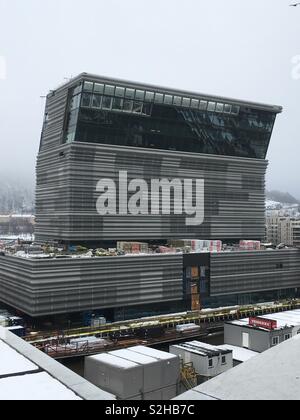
xmin=0 ymin=0 xmax=299 ymax=195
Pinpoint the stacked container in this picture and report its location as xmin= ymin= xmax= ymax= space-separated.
xmin=84 ymin=346 xmax=180 ymax=400
xmin=239 ymin=240 xmax=261 ymax=251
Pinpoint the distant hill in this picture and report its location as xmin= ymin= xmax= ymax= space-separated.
xmin=0 ymin=177 xmax=34 ymax=214
xmin=266 ymin=190 xmax=299 ymax=205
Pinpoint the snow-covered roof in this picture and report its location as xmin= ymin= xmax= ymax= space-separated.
xmin=0 ymin=327 xmax=115 ymax=400
xmin=130 ymin=345 xmax=178 ymax=361
xmin=89 ymin=353 xmax=139 ymax=370
xmin=110 ymin=349 xmax=157 ymax=366
xmin=229 ymin=309 xmax=300 ymax=330
xmin=0 ymin=372 xmax=81 ymax=401
xmin=0 ymin=340 xmax=38 ymax=377
xmin=218 ymin=345 xmax=259 ymax=363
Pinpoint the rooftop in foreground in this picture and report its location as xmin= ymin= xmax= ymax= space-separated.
xmin=174 ymin=334 xmax=300 ymax=400
xmin=0 ymin=327 xmax=115 ymax=400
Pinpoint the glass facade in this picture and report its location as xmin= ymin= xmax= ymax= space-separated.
xmin=64 ymin=80 xmax=277 ymax=159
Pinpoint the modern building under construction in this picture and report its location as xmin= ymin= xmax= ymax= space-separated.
xmin=1 ymin=73 xmax=300 ymax=321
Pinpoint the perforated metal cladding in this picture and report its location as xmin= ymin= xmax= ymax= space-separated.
xmin=210 ymin=250 xmax=300 ymax=296
xmin=0 ymin=254 xmax=183 ymax=316
xmin=35 ymin=142 xmax=267 ymax=242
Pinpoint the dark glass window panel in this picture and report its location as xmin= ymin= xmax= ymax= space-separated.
xmin=154 ymin=93 xmax=164 ymax=103
xmin=191 ymin=99 xmax=199 ymax=109
xmin=112 ymin=97 xmax=123 ymax=110
xmin=74 ymin=102 xmax=276 ymax=159
xmin=133 ymin=102 xmax=143 ymax=113
xmin=231 ymin=105 xmax=240 ymax=115
xmin=182 ymin=98 xmax=191 ymax=107
xmin=81 ymin=93 xmax=92 ymax=107
xmin=123 ymin=100 xmax=133 ymax=112
xmin=145 ymin=91 xmax=155 ymax=101
xmin=94 ymin=83 xmax=104 ymax=94
xmin=173 ymin=96 xmax=182 ymax=106
xmin=142 ymin=103 xmax=152 ymax=116
xmin=164 ymin=95 xmax=173 ymax=105
xmin=71 ymin=94 xmax=81 ymax=110
xmin=104 ymin=85 xmax=115 ymax=96
xmin=199 ymin=100 xmax=208 ymax=110
xmin=125 ymin=88 xmax=135 ymax=99
xmin=73 ymin=84 xmax=82 ymax=95
xmin=224 ymin=104 xmax=232 ymax=114
xmin=216 ymin=103 xmax=224 ymax=113
xmin=115 ymin=87 xmax=125 ymax=97
xmin=207 ymin=102 xmax=216 ymax=112
xmin=92 ymin=94 xmax=102 ymax=109
xmin=135 ymin=90 xmax=145 ymax=101
xmin=102 ymin=96 xmax=112 ymax=110
xmin=83 ymin=81 xmax=94 ymax=92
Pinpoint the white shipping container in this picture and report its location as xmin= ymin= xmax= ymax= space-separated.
xmin=84 ymin=353 xmax=143 ymax=400
xmin=144 ymin=385 xmax=177 ymax=400
xmin=110 ymin=349 xmax=163 ymax=393
xmin=129 ymin=346 xmax=180 ymax=389
xmin=176 ymin=323 xmax=201 ymax=333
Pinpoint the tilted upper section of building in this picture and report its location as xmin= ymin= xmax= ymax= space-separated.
xmin=40 ymin=73 xmax=282 ymax=158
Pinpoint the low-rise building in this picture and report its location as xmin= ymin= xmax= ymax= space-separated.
xmin=224 ymin=310 xmax=300 ymax=353
xmin=170 ymin=341 xmax=233 ymax=383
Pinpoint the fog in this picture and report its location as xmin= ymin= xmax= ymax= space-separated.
xmin=0 ymin=0 xmax=299 ymax=195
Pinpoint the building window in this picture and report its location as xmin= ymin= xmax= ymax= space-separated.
xmin=135 ymin=90 xmax=145 ymax=101
xmin=145 ymin=91 xmax=155 ymax=102
xmin=164 ymin=95 xmax=173 ymax=105
xmin=123 ymin=100 xmax=133 ymax=112
xmin=133 ymin=102 xmax=143 ymax=114
xmin=199 ymin=100 xmax=208 ymax=111
xmin=191 ymin=99 xmax=199 ymax=109
xmin=125 ymin=88 xmax=135 ymax=99
xmin=276 ymin=263 xmax=284 ymax=269
xmin=115 ymin=86 xmax=125 ymax=97
xmin=284 ymin=334 xmax=291 ymax=341
xmin=182 ymin=98 xmax=191 ymax=107
xmin=173 ymin=96 xmax=182 ymax=106
xmin=104 ymin=85 xmax=115 ymax=96
xmin=224 ymin=104 xmax=232 ymax=113
xmin=102 ymin=96 xmax=112 ymax=110
xmin=221 ymin=356 xmax=226 ymax=365
xmin=207 ymin=101 xmax=216 ymax=112
xmin=216 ymin=103 xmax=224 ymax=113
xmin=112 ymin=97 xmax=123 ymax=111
xmin=208 ymin=359 xmax=213 ymax=368
xmin=83 ymin=81 xmax=93 ymax=92
xmin=154 ymin=93 xmax=164 ymax=104
xmin=81 ymin=93 xmax=92 ymax=107
xmin=272 ymin=336 xmax=279 ymax=346
xmin=94 ymin=83 xmax=104 ymax=94
xmin=91 ymin=94 xmax=102 ymax=109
